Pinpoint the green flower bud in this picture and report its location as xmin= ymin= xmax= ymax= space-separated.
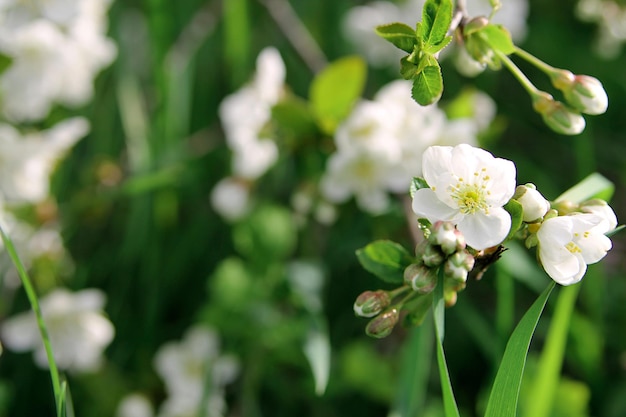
xmin=552 ymin=70 xmax=608 ymax=115
xmin=513 ymin=183 xmax=551 ymax=223
xmin=354 ymin=290 xmax=390 ymax=318
xmin=421 ymin=243 xmax=445 ymax=267
xmin=444 ymin=251 xmax=475 ymax=283
xmin=404 ymin=263 xmax=438 ymax=294
xmin=533 ymin=92 xmax=585 ymax=135
xmin=429 ymin=221 xmax=466 ymax=255
xmin=365 ymin=308 xmax=399 ymax=339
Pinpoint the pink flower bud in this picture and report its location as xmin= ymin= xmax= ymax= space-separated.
xmin=365 ymin=309 xmax=399 ymax=338
xmin=404 ymin=264 xmax=438 ymax=294
xmin=533 ymin=92 xmax=585 ymax=135
xmin=354 ymin=290 xmax=390 ymax=318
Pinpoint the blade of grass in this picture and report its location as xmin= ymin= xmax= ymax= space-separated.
xmin=484 ymin=281 xmax=555 ymax=417
xmin=0 ymin=226 xmax=66 ymax=417
xmin=392 ymin=318 xmax=433 ymax=417
xmin=523 ymin=284 xmax=580 ymax=417
xmin=433 ymin=268 xmax=460 ymax=417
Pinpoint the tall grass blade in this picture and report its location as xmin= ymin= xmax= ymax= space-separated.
xmin=0 ymin=226 xmax=65 ymax=417
xmin=484 ymin=282 xmax=555 ymax=417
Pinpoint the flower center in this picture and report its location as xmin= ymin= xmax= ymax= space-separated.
xmin=449 ymin=173 xmax=490 ymax=215
xmin=565 ymin=241 xmax=582 ymax=254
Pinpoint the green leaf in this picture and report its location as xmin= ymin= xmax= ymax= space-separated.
xmin=504 ymin=199 xmax=523 ymax=240
xmin=555 ymin=172 xmax=614 ymax=203
xmin=400 ymin=55 xmax=421 ymax=80
xmin=410 ymin=177 xmax=430 ymax=198
xmin=375 ymin=23 xmax=418 ymax=53
xmin=524 ymin=285 xmax=580 ymax=417
xmin=480 ymin=24 xmax=516 ymax=55
xmin=310 ymin=56 xmax=367 ymax=134
xmin=433 ymin=268 xmax=461 ymax=417
xmin=424 ymin=35 xmax=453 ymax=55
xmin=484 ymin=282 xmax=555 ymax=417
xmin=421 ymin=0 xmax=453 ymax=47
xmin=412 ymin=64 xmax=443 ymax=105
xmin=356 ymin=240 xmax=415 ymax=284
xmin=272 ymin=98 xmax=318 ymax=138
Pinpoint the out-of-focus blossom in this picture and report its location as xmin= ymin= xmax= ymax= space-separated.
xmin=218 ymin=47 xmax=284 ymax=180
xmin=342 ymin=0 xmax=528 ymax=68
xmin=116 ymin=394 xmax=155 ymax=417
xmin=0 ymin=0 xmax=116 ymax=122
xmin=412 ymin=144 xmax=517 ymax=250
xmin=576 ymin=0 xmax=626 ymax=59
xmin=210 ymin=177 xmax=251 ymax=222
xmin=320 ymin=80 xmax=491 ymax=214
xmin=153 ymin=325 xmax=239 ymax=417
xmin=537 ymin=213 xmax=613 ymax=285
xmin=1 ymin=288 xmax=115 ymax=372
xmin=0 ymin=117 xmax=89 ymax=203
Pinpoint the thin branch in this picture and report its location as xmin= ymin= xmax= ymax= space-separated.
xmin=258 ymin=0 xmax=328 ymax=73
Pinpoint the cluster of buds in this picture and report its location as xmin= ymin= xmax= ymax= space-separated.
xmin=409 ymin=221 xmax=475 ymax=307
xmin=458 ymin=10 xmax=607 ymax=135
xmin=354 ymin=221 xmax=477 ymax=338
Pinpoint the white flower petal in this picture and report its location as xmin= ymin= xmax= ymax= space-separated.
xmin=412 ymin=188 xmax=460 ymax=222
xmin=457 ymin=207 xmax=511 ymax=250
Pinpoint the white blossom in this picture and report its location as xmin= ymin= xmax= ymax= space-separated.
xmin=320 ymin=80 xmax=487 ymax=214
xmin=116 ymin=394 xmax=155 ymax=417
xmin=218 ymin=47 xmax=284 ymax=180
xmin=412 ymin=144 xmax=516 ymax=250
xmin=210 ymin=177 xmax=251 ymax=222
xmin=153 ymin=325 xmax=239 ymax=417
xmin=537 ymin=213 xmax=612 ymax=285
xmin=1 ymin=288 xmax=114 ymax=372
xmin=0 ymin=0 xmax=116 ymax=121
xmin=576 ymin=0 xmax=626 ymax=59
xmin=580 ymin=200 xmax=618 ymax=232
xmin=0 ymin=117 xmax=89 ymax=203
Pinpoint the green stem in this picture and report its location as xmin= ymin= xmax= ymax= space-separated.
xmin=0 ymin=226 xmax=64 ymax=416
xmin=494 ymin=50 xmax=541 ymax=98
xmin=513 ymin=46 xmax=557 ymax=76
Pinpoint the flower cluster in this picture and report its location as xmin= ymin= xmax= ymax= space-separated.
xmin=212 ymin=47 xmax=285 ymax=221
xmin=321 ymin=82 xmax=494 ymax=214
xmin=116 ymin=325 xmax=239 ymax=417
xmin=354 ymin=143 xmax=618 ymax=338
xmin=576 ymin=0 xmax=626 ymax=59
xmin=0 ymin=288 xmax=115 ymax=372
xmin=0 ymin=0 xmax=117 ymax=122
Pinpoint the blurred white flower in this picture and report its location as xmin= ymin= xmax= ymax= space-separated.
xmin=218 ymin=47 xmax=284 ymax=180
xmin=153 ymin=325 xmax=239 ymax=417
xmin=1 ymin=288 xmax=115 ymax=372
xmin=537 ymin=213 xmax=613 ymax=285
xmin=116 ymin=394 xmax=155 ymax=417
xmin=210 ymin=177 xmax=251 ymax=222
xmin=576 ymin=0 xmax=626 ymax=59
xmin=0 ymin=0 xmax=116 ymax=121
xmin=321 ymin=148 xmax=395 ymax=214
xmin=0 ymin=117 xmax=89 ymax=203
xmin=320 ymin=80 xmax=486 ymax=214
xmin=412 ymin=144 xmax=516 ymax=250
